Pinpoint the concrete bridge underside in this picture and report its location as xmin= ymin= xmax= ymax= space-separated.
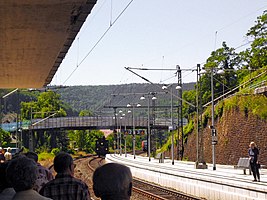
xmin=0 ymin=0 xmax=97 ymax=88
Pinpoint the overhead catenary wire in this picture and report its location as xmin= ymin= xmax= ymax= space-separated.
xmin=76 ymin=0 xmax=108 ymax=38
xmin=203 ymin=69 xmax=267 ymax=107
xmin=125 ymin=67 xmax=195 ymax=108
xmin=63 ymin=0 xmax=135 ymax=85
xmin=139 ymin=5 xmax=266 ymax=81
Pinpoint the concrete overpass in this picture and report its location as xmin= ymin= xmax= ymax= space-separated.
xmin=0 ymin=0 xmax=97 ymax=88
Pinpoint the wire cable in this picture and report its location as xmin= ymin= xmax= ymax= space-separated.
xmin=63 ymin=0 xmax=135 ymax=85
xmin=141 ymin=5 xmax=266 ymax=72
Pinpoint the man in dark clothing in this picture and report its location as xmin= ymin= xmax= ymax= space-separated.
xmin=248 ymin=141 xmax=260 ymax=182
xmin=0 ymin=161 xmax=15 ymax=199
xmin=39 ymin=152 xmax=90 ymax=200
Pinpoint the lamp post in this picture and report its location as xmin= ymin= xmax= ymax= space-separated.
xmin=195 ymin=64 xmax=208 ymax=169
xmin=116 ymin=114 xmax=119 ymax=154
xmin=118 ymin=111 xmax=125 ymax=156
xmin=118 ymin=110 xmax=122 ymax=156
xmin=162 ymin=83 xmax=181 ymax=164
xmin=127 ymin=103 xmax=141 ymax=159
xmin=162 ymin=85 xmax=173 ymax=164
xmin=211 ymin=67 xmax=216 ymax=170
xmin=140 ymin=93 xmax=157 ymax=161
xmin=124 ymin=113 xmax=128 ymax=157
xmin=125 ymin=109 xmax=133 ymax=157
xmin=113 ymin=107 xmax=117 ymax=154
xmin=201 ymin=67 xmax=218 ymax=171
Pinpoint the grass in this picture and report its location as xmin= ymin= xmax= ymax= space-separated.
xmin=38 ymin=152 xmax=54 ymax=168
xmin=224 ymin=95 xmax=267 ymax=120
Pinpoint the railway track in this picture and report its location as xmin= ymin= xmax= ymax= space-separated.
xmin=133 ymin=179 xmax=205 ymax=200
xmin=88 ymin=156 xmax=105 ymax=171
xmin=88 ymin=155 xmax=204 ymax=200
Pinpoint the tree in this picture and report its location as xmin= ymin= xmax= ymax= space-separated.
xmin=70 ymin=110 xmax=95 ymax=151
xmin=0 ymin=128 xmax=11 ymax=146
xmin=202 ymin=42 xmax=239 ymax=104
xmin=68 ymin=129 xmax=104 ymax=152
xmin=74 ymin=130 xmax=87 ymax=151
xmin=240 ymin=11 xmax=267 ymax=69
xmin=182 ymin=90 xmax=196 ymax=119
xmin=20 ymin=90 xmax=67 ymax=120
xmin=79 ymin=110 xmax=93 ymax=117
xmin=84 ymin=130 xmax=104 ymax=153
xmin=20 ymin=90 xmax=67 ymax=151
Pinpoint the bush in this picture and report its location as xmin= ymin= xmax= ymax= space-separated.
xmin=67 ymin=149 xmax=76 ymax=155
xmin=202 ymin=110 xmax=211 ymax=128
xmin=38 ymin=152 xmax=54 ymax=162
xmin=51 ymin=148 xmax=60 ymax=156
xmin=183 ymin=120 xmax=194 ymax=136
xmin=224 ymin=95 xmax=267 ymax=120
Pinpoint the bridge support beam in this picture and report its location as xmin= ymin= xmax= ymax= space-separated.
xmin=50 ymin=131 xmax=57 ymax=149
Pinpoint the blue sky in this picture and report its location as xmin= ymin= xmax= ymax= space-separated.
xmin=50 ymin=0 xmax=267 ymax=86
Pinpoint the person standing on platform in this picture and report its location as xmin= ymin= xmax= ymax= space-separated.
xmin=4 ymin=147 xmax=12 ymax=161
xmin=0 ymin=147 xmax=5 ymax=163
xmin=39 ymin=152 xmax=90 ymax=200
xmin=93 ymin=163 xmax=133 ymax=200
xmin=248 ymin=141 xmax=260 ymax=182
xmin=6 ymin=155 xmax=52 ymax=200
xmin=25 ymin=152 xmax=54 ymax=192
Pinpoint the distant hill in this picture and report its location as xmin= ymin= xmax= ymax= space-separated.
xmin=56 ymin=83 xmax=195 ymax=116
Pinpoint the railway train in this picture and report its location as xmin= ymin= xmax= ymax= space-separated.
xmin=95 ymin=136 xmax=109 ymax=157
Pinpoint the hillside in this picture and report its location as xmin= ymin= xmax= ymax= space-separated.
xmin=161 ymin=93 xmax=267 ymax=166
xmin=56 ymin=82 xmax=195 ymax=115
xmin=183 ymin=96 xmax=267 ymax=166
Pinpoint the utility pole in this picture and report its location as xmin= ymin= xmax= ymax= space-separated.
xmin=195 ymin=64 xmax=207 ymax=169
xmin=211 ymin=67 xmax=217 ymax=170
xmin=177 ymin=65 xmax=183 ymax=160
xmin=113 ymin=107 xmax=118 ymax=154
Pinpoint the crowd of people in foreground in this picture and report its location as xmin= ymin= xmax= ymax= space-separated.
xmin=0 ymin=140 xmax=259 ymax=200
xmin=0 ymin=150 xmax=133 ymax=200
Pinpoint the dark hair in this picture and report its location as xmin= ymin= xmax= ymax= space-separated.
xmin=0 ymin=162 xmax=12 ymax=191
xmin=53 ymin=152 xmax=73 ymax=173
xmin=93 ymin=163 xmax=132 ymax=199
xmin=6 ymin=155 xmax=37 ymax=192
xmin=25 ymin=151 xmax=38 ymax=162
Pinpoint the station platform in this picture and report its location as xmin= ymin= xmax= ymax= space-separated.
xmin=106 ymin=153 xmax=267 ymax=200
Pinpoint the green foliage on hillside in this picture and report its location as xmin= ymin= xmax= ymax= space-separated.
xmin=20 ymin=90 xmax=67 ymax=120
xmin=68 ymin=129 xmax=104 ymax=153
xmin=0 ymin=128 xmax=11 ymax=146
xmin=159 ymin=11 xmax=267 ymax=156
xmin=224 ymin=95 xmax=267 ymax=120
xmin=57 ymin=83 xmax=195 ymax=115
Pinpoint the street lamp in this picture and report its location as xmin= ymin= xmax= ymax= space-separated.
xmin=201 ymin=67 xmax=218 ymax=171
xmin=127 ymin=102 xmax=141 ymax=159
xmin=140 ymin=93 xmax=157 ymax=161
xmin=162 ymin=84 xmax=181 ymax=165
xmin=118 ymin=111 xmax=125 ymax=156
xmin=211 ymin=67 xmax=217 ymax=170
xmin=123 ymin=112 xmax=128 ymax=157
xmin=112 ymin=114 xmax=118 ymax=154
xmin=118 ymin=110 xmax=123 ymax=156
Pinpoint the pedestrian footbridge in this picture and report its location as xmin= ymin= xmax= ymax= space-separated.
xmin=1 ymin=116 xmax=177 ymax=132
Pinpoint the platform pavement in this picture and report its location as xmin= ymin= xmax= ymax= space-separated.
xmin=106 ymin=153 xmax=267 ymax=200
